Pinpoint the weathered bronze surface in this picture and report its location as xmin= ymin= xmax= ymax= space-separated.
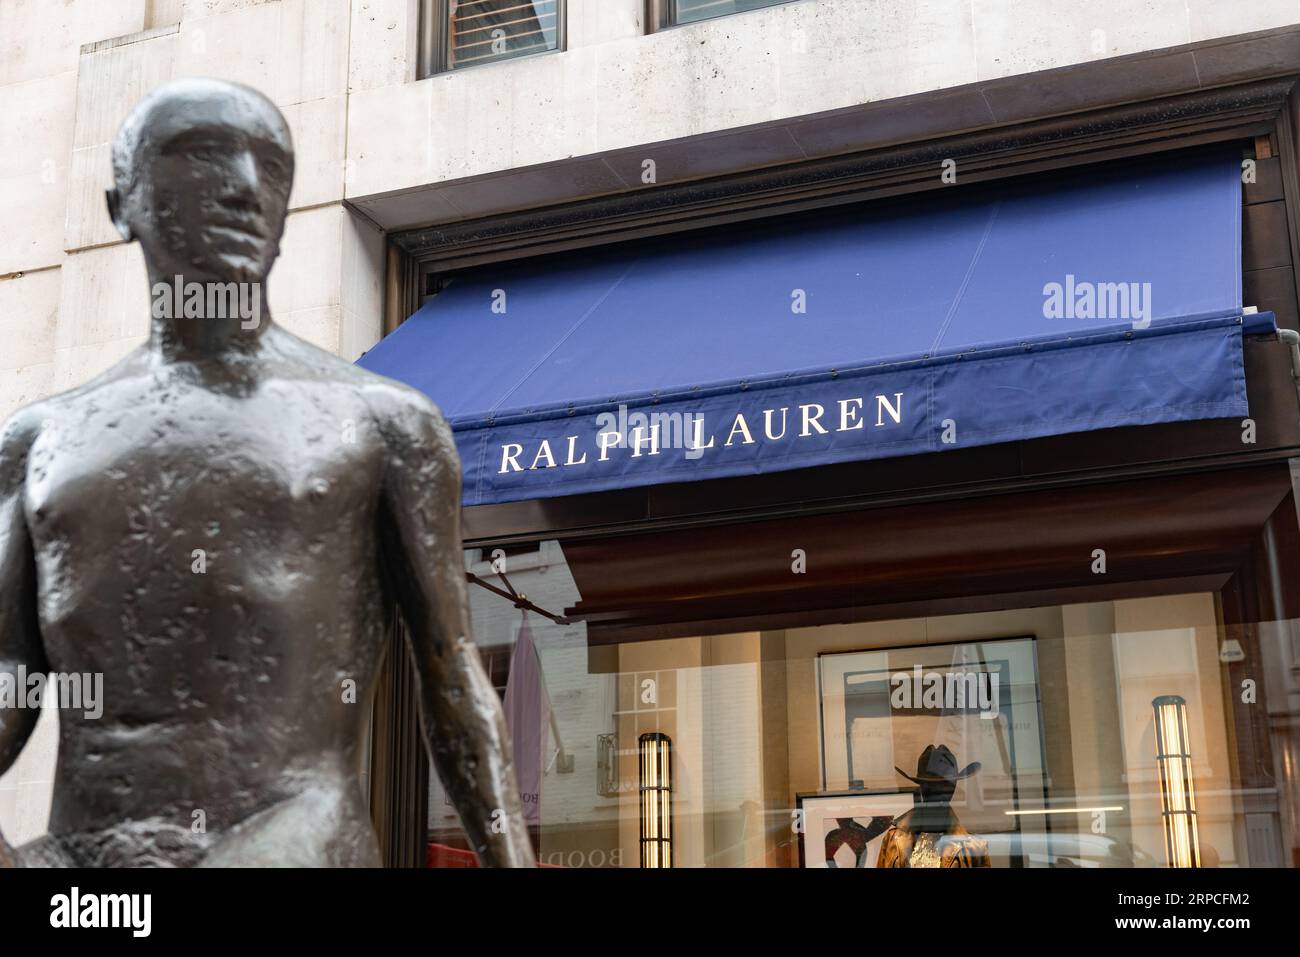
xmin=0 ymin=78 xmax=534 ymax=867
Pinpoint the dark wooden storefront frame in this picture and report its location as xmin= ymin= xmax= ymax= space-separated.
xmin=368 ymin=52 xmax=1300 ymax=864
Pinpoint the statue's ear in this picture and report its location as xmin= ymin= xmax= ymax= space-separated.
xmin=106 ymin=188 xmax=133 ymax=242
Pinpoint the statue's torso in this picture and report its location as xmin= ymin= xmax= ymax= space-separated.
xmin=21 ymin=342 xmax=405 ymax=864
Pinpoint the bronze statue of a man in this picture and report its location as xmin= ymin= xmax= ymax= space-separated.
xmin=0 ymin=78 xmax=534 ymax=867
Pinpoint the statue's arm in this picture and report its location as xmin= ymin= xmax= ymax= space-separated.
xmin=0 ymin=414 xmax=46 ymax=861
xmin=377 ymin=394 xmax=535 ymax=867
xmin=0 ymin=414 xmax=45 ymax=772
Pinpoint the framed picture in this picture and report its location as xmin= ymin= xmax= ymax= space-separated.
xmin=816 ymin=636 xmax=1049 ymax=866
xmin=797 ymin=789 xmax=917 ymax=868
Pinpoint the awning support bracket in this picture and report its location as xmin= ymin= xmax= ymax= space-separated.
xmin=465 ymin=570 xmax=571 ymax=626
xmin=1275 ymin=328 xmax=1300 ymax=416
xmin=463 ymin=569 xmax=575 ymax=773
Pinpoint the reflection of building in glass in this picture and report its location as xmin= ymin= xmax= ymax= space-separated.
xmin=433 ymin=537 xmax=1300 ymax=869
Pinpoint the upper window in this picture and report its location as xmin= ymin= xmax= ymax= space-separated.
xmin=419 ymin=0 xmax=564 ymax=76
xmin=654 ymin=0 xmax=796 ymax=28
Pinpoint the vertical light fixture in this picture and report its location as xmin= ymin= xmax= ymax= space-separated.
xmin=1152 ymin=695 xmax=1200 ymax=868
xmin=639 ymin=732 xmax=673 ymax=868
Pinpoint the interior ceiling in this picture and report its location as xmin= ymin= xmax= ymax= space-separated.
xmin=561 ymin=465 xmax=1294 ymax=636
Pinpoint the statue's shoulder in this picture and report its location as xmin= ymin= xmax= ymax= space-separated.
xmin=2 ymin=345 xmax=163 ymax=469
xmin=270 ymin=326 xmax=452 ymax=448
xmin=0 ymin=351 xmax=146 ymax=478
xmin=357 ymin=374 xmax=445 ymax=423
xmin=0 ymin=402 xmax=43 ymax=468
xmin=360 ymin=377 xmax=454 ymax=457
xmin=7 ymin=343 xmax=150 ymax=421
xmin=272 ymin=327 xmax=439 ymax=402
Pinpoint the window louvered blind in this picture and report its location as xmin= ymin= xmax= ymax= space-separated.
xmin=449 ymin=0 xmax=560 ymax=69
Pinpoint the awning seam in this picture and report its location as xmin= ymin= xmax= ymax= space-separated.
xmin=486 ymin=261 xmax=638 ymax=416
xmin=929 ymin=200 xmax=1001 ymax=356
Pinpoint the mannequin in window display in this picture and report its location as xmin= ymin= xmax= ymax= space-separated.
xmin=877 ymin=745 xmax=992 ymax=868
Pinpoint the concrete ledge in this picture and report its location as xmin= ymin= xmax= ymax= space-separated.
xmin=351 ymin=24 xmax=1300 ymax=233
xmin=80 ymin=23 xmax=180 ymax=57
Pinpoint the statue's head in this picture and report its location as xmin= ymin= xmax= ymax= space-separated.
xmin=108 ymin=78 xmax=293 ymax=286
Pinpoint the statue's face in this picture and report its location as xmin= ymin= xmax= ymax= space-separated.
xmin=124 ymin=88 xmax=292 ymax=284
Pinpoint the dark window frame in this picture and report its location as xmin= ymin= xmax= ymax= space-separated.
xmin=647 ymin=0 xmax=803 ymax=31
xmin=418 ymin=0 xmax=567 ymax=79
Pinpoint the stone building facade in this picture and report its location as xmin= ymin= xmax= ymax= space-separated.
xmin=3 ymin=0 xmax=1300 ymax=857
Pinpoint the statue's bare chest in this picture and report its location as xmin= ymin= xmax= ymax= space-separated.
xmin=24 ymin=381 xmax=384 ymax=553
xmin=21 ymin=378 xmax=396 ymax=707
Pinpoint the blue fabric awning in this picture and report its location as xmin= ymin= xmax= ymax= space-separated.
xmin=359 ymin=152 xmax=1266 ymax=506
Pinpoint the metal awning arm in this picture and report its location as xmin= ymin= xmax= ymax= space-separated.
xmin=464 ymin=571 xmax=571 ymax=625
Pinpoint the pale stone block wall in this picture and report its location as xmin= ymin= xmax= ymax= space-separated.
xmin=343 ymin=0 xmax=1300 ymax=201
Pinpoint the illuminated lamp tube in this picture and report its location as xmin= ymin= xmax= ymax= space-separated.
xmin=1152 ymin=695 xmax=1201 ymax=868
xmin=639 ymin=732 xmax=673 ymax=868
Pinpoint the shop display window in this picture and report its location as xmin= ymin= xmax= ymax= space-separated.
xmin=428 ymin=468 xmax=1300 ymax=868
